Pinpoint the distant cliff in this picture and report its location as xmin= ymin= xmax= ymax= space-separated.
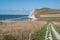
xmin=28 ymin=8 xmax=60 ymax=21
xmin=28 ymin=10 xmax=37 ymax=20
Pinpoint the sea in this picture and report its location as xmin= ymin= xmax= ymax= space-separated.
xmin=0 ymin=15 xmax=30 ymax=21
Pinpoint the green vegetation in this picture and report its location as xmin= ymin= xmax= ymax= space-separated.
xmin=0 ymin=21 xmax=60 ymax=40
xmin=47 ymin=22 xmax=57 ymax=40
xmin=51 ymin=30 xmax=57 ymax=40
xmin=49 ymin=22 xmax=60 ymax=40
xmin=52 ymin=23 xmax=60 ymax=34
xmin=50 ymin=24 xmax=58 ymax=40
xmin=32 ymin=23 xmax=48 ymax=40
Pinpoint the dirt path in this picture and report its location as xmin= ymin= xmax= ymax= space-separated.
xmin=50 ymin=23 xmax=60 ymax=40
xmin=45 ymin=23 xmax=52 ymax=40
xmin=45 ymin=26 xmax=48 ymax=40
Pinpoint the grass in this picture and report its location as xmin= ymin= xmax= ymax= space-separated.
xmin=29 ymin=22 xmax=60 ymax=40
xmin=51 ymin=30 xmax=58 ymax=40
xmin=47 ymin=22 xmax=57 ymax=40
xmin=49 ymin=24 xmax=58 ymax=40
xmin=32 ymin=23 xmax=48 ymax=40
xmin=44 ymin=21 xmax=58 ymax=40
xmin=1 ymin=21 xmax=59 ymax=40
xmin=2 ymin=34 xmax=16 ymax=40
xmin=0 ymin=21 xmax=46 ymax=40
xmin=48 ymin=22 xmax=59 ymax=40
xmin=52 ymin=23 xmax=60 ymax=34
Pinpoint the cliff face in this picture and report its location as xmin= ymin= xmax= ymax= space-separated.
xmin=29 ymin=8 xmax=60 ymax=21
xmin=28 ymin=10 xmax=37 ymax=20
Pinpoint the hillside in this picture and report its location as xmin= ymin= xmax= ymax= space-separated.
xmin=29 ymin=8 xmax=60 ymax=21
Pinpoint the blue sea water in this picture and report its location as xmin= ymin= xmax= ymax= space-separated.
xmin=0 ymin=15 xmax=29 ymax=21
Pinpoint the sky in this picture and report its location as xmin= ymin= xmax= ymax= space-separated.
xmin=0 ymin=0 xmax=60 ymax=15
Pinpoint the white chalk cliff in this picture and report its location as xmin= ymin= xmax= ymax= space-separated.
xmin=28 ymin=10 xmax=37 ymax=20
